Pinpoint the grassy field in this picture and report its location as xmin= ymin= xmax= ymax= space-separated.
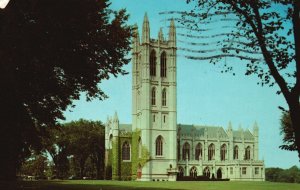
xmin=1 ymin=180 xmax=300 ymax=190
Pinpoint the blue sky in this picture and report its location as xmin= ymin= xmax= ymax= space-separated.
xmin=64 ymin=0 xmax=299 ymax=168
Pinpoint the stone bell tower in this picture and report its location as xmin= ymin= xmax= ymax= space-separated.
xmin=132 ymin=13 xmax=177 ymax=181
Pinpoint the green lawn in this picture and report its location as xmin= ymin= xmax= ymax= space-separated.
xmin=1 ymin=180 xmax=300 ymax=190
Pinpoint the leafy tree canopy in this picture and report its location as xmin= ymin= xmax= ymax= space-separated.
xmin=280 ymin=111 xmax=297 ymax=151
xmin=64 ymin=119 xmax=105 ymax=179
xmin=0 ymin=0 xmax=131 ymax=180
xmin=42 ymin=119 xmax=105 ymax=179
xmin=266 ymin=166 xmax=300 ymax=183
xmin=19 ymin=154 xmax=48 ymax=178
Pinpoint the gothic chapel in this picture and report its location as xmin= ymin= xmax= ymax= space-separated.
xmin=105 ymin=14 xmax=265 ymax=181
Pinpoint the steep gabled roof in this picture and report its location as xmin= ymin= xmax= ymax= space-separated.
xmin=233 ymin=129 xmax=254 ymax=140
xmin=243 ymin=129 xmax=255 ymax=140
xmin=119 ymin=124 xmax=132 ymax=133
xmin=178 ymin=124 xmax=228 ymax=138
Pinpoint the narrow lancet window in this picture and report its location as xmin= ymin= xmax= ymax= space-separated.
xmin=220 ymin=144 xmax=227 ymax=161
xmin=195 ymin=143 xmax=202 ymax=160
xmin=150 ymin=50 xmax=156 ymax=76
xmin=234 ymin=145 xmax=239 ymax=160
xmin=162 ymin=88 xmax=167 ymax=106
xmin=182 ymin=142 xmax=190 ymax=160
xmin=156 ymin=135 xmax=163 ymax=156
xmin=245 ymin=146 xmax=251 ymax=160
xmin=208 ymin=144 xmax=215 ymax=160
xmin=151 ymin=87 xmax=156 ymax=105
xmin=122 ymin=141 xmax=131 ymax=161
xmin=160 ymin=51 xmax=166 ymax=77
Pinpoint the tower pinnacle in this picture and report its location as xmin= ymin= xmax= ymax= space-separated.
xmin=169 ymin=18 xmax=176 ymax=47
xmin=158 ymin=27 xmax=164 ymax=41
xmin=133 ymin=23 xmax=140 ymax=52
xmin=142 ymin=12 xmax=150 ymax=43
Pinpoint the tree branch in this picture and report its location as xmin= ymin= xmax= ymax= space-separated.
xmin=291 ymin=0 xmax=300 ymax=98
xmin=230 ymin=1 xmax=291 ymax=101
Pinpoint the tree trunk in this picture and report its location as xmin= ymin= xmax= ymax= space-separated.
xmin=288 ymin=98 xmax=300 ymax=162
xmin=52 ymin=156 xmax=60 ymax=179
xmin=0 ymin=72 xmax=24 ymax=180
xmin=79 ymin=158 xmax=85 ymax=179
xmin=95 ymin=156 xmax=103 ymax=179
xmin=0 ymin=124 xmax=19 ymax=180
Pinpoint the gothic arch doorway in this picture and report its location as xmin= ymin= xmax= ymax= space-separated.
xmin=178 ymin=166 xmax=184 ymax=178
xmin=217 ymin=168 xmax=222 ymax=179
xmin=203 ymin=167 xmax=210 ymax=178
xmin=137 ymin=163 xmax=142 ymax=179
xmin=190 ymin=166 xmax=197 ymax=178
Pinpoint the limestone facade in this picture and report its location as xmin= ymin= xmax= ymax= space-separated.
xmin=104 ymin=14 xmax=265 ymax=181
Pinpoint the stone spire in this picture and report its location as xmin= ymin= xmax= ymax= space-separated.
xmin=227 ymin=121 xmax=233 ymax=138
xmin=253 ymin=121 xmax=259 ymax=137
xmin=133 ymin=23 xmax=140 ymax=52
xmin=227 ymin=121 xmax=233 ymax=131
xmin=158 ymin=27 xmax=164 ymax=41
xmin=253 ymin=121 xmax=259 ymax=160
xmin=113 ymin=111 xmax=119 ymax=122
xmin=142 ymin=12 xmax=150 ymax=44
xmin=168 ymin=18 xmax=176 ymax=47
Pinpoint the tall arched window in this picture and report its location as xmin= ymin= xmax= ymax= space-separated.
xmin=160 ymin=51 xmax=167 ymax=77
xmin=150 ymin=50 xmax=156 ymax=76
xmin=122 ymin=141 xmax=130 ymax=161
xmin=220 ymin=144 xmax=227 ymax=161
xmin=162 ymin=88 xmax=167 ymax=106
xmin=151 ymin=87 xmax=156 ymax=105
xmin=138 ymin=137 xmax=142 ymax=158
xmin=234 ymin=145 xmax=239 ymax=159
xmin=195 ymin=143 xmax=202 ymax=160
xmin=109 ymin=134 xmax=113 ymax=149
xmin=208 ymin=144 xmax=215 ymax=160
xmin=182 ymin=142 xmax=190 ymax=160
xmin=245 ymin=146 xmax=251 ymax=160
xmin=156 ymin=135 xmax=163 ymax=156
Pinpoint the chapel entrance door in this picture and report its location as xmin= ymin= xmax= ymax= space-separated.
xmin=137 ymin=163 xmax=142 ymax=179
xmin=217 ymin=168 xmax=222 ymax=179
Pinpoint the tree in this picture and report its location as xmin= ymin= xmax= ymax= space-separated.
xmin=265 ymin=166 xmax=300 ymax=183
xmin=280 ymin=111 xmax=297 ymax=151
xmin=265 ymin=167 xmax=284 ymax=182
xmin=19 ymin=154 xmax=48 ymax=178
xmin=65 ymin=119 xmax=105 ymax=179
xmin=88 ymin=122 xmax=105 ymax=179
xmin=43 ymin=126 xmax=70 ymax=179
xmin=42 ymin=119 xmax=105 ymax=179
xmin=0 ymin=0 xmax=131 ymax=180
xmin=171 ymin=0 xmax=300 ymax=160
xmin=278 ymin=165 xmax=300 ymax=183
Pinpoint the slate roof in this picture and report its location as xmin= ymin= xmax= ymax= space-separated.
xmin=118 ymin=123 xmax=255 ymax=140
xmin=119 ymin=124 xmax=132 ymax=132
xmin=178 ymin=124 xmax=254 ymax=140
xmin=243 ymin=129 xmax=254 ymax=140
xmin=232 ymin=129 xmax=254 ymax=140
xmin=178 ymin=124 xmax=228 ymax=138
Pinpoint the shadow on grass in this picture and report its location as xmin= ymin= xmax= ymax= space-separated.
xmin=1 ymin=180 xmax=183 ymax=190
